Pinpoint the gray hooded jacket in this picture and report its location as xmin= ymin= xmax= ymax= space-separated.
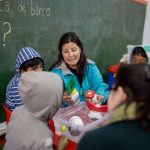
xmin=4 ymin=72 xmax=63 ymax=150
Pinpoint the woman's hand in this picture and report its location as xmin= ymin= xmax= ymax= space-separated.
xmin=62 ymin=91 xmax=74 ymax=105
xmin=86 ymin=94 xmax=104 ymax=104
xmin=96 ymin=94 xmax=104 ymax=104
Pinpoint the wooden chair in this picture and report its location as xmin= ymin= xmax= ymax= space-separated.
xmin=2 ymin=103 xmax=12 ymax=124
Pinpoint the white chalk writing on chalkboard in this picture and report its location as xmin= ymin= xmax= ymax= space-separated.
xmin=0 ymin=21 xmax=12 ymax=47
xmin=0 ymin=0 xmax=52 ymax=46
xmin=0 ymin=0 xmax=51 ymax=16
xmin=0 ymin=0 xmax=9 ymax=13
xmin=18 ymin=0 xmax=51 ymax=16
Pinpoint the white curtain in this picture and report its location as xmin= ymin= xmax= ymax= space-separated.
xmin=142 ymin=0 xmax=150 ymax=44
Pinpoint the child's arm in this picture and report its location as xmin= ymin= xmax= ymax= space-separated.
xmin=57 ymin=136 xmax=68 ymax=150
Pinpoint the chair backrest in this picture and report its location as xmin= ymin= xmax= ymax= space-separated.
xmin=2 ymin=103 xmax=12 ymax=124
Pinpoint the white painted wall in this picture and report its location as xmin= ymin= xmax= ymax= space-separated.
xmin=142 ymin=0 xmax=150 ymax=44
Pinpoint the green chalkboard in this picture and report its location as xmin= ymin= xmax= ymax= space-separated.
xmin=0 ymin=0 xmax=146 ymax=122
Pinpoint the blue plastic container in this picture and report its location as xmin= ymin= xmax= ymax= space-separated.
xmin=108 ymin=64 xmax=119 ymax=90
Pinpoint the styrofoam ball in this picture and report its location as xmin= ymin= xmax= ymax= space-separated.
xmin=69 ymin=116 xmax=84 ymax=136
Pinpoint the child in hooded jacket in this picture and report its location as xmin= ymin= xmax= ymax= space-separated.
xmin=4 ymin=72 xmax=68 ymax=150
xmin=129 ymin=46 xmax=148 ymax=64
xmin=120 ymin=45 xmax=150 ymax=64
xmin=6 ymin=47 xmax=44 ymax=111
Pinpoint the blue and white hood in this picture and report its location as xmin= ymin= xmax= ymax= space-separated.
xmin=15 ymin=47 xmax=42 ymax=72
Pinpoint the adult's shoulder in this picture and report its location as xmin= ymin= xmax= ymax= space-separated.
xmin=86 ymin=59 xmax=99 ymax=70
xmin=78 ymin=124 xmax=113 ymax=150
xmin=81 ymin=122 xmax=122 ymax=142
xmin=50 ymin=68 xmax=62 ymax=76
xmin=87 ymin=59 xmax=95 ymax=65
xmin=50 ymin=64 xmax=62 ymax=72
xmin=51 ymin=67 xmax=60 ymax=71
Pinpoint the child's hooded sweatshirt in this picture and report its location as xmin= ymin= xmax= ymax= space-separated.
xmin=6 ymin=47 xmax=42 ymax=111
xmin=4 ymin=72 xmax=63 ymax=150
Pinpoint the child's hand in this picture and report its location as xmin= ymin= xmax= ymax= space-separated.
xmin=57 ymin=136 xmax=68 ymax=150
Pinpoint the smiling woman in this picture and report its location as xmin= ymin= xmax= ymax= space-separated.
xmin=49 ymin=32 xmax=109 ymax=107
xmin=61 ymin=42 xmax=81 ymax=69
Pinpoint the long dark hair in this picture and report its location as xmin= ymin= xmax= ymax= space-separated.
xmin=113 ymin=64 xmax=150 ymax=130
xmin=49 ymin=32 xmax=87 ymax=79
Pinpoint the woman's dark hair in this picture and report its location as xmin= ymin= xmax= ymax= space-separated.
xmin=49 ymin=32 xmax=87 ymax=79
xmin=20 ymin=57 xmax=44 ymax=71
xmin=113 ymin=64 xmax=150 ymax=130
xmin=131 ymin=46 xmax=148 ymax=62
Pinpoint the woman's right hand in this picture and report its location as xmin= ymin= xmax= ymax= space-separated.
xmin=62 ymin=91 xmax=74 ymax=105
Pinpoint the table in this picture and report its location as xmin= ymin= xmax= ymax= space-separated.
xmin=48 ymin=102 xmax=109 ymax=150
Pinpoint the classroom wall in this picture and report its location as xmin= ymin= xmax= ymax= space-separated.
xmin=143 ymin=0 xmax=150 ymax=44
xmin=0 ymin=0 xmax=146 ymax=122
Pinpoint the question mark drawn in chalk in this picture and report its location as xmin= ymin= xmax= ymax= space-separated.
xmin=2 ymin=22 xmax=11 ymax=46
